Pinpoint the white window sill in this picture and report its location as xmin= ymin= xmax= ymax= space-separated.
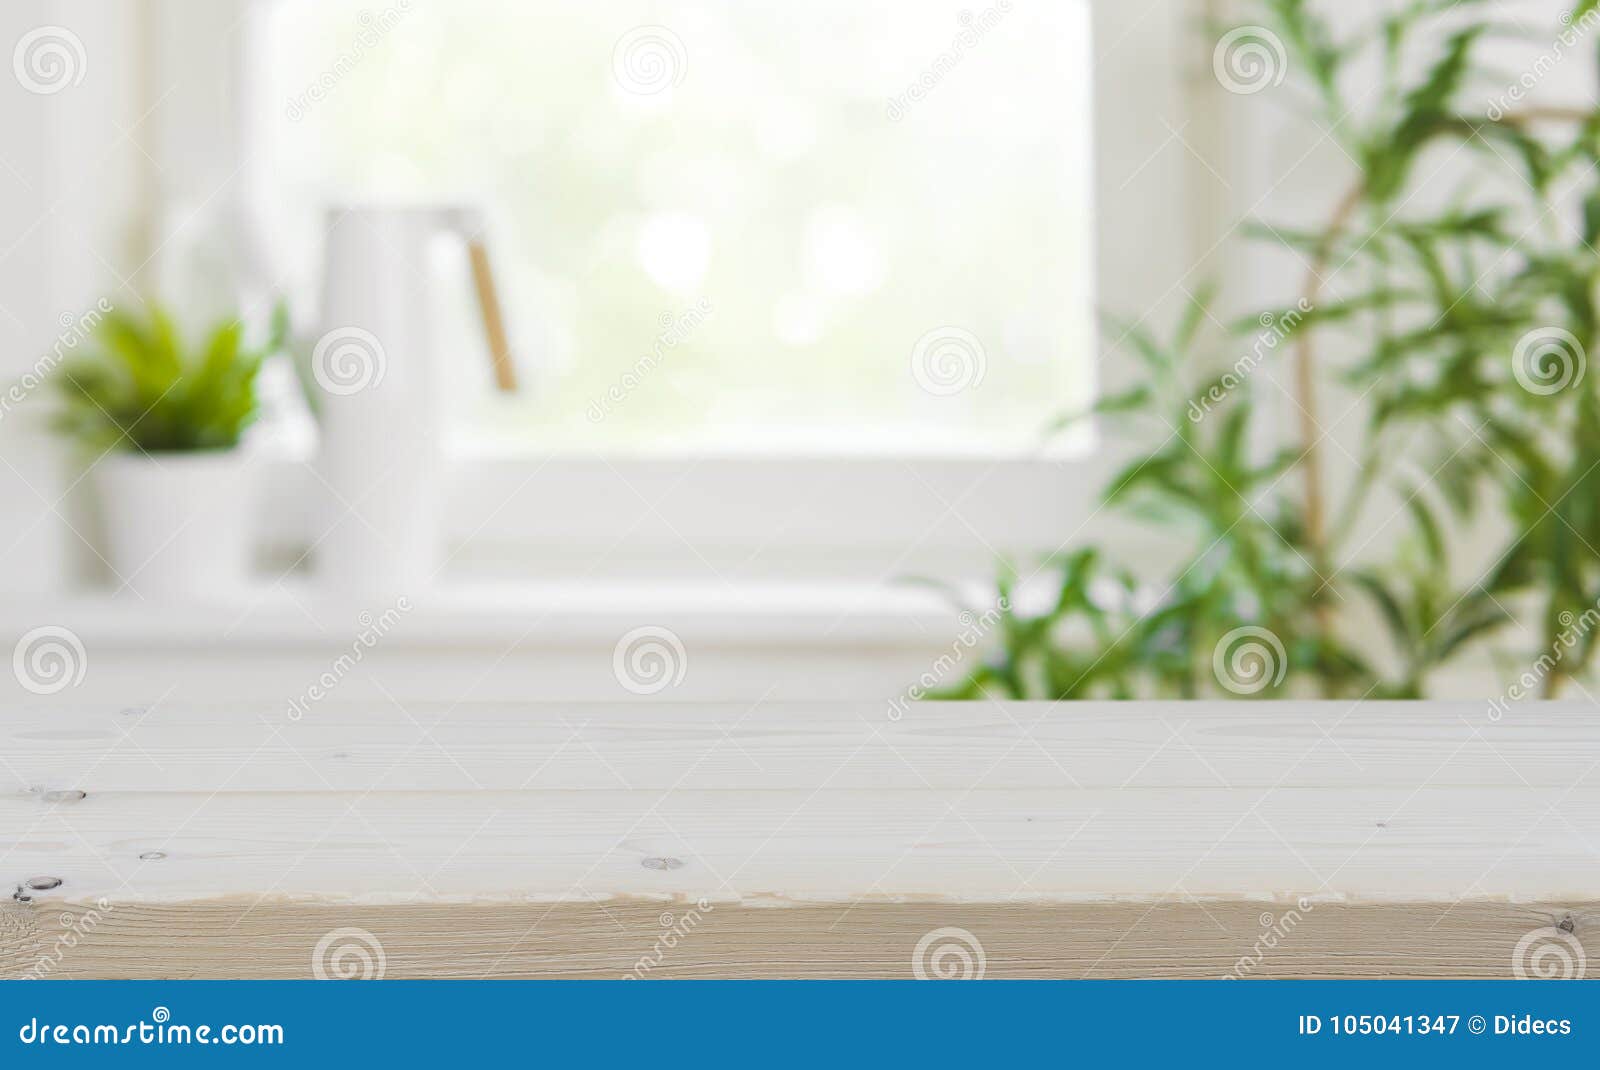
xmin=7 ymin=579 xmax=964 ymax=651
xmin=242 ymin=448 xmax=1097 ymax=579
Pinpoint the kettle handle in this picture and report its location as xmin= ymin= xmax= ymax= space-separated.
xmin=466 ymin=236 xmax=518 ymax=392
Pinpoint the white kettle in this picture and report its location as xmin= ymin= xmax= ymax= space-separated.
xmin=310 ymin=204 xmax=516 ymax=596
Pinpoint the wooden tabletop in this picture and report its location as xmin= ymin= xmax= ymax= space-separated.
xmin=2 ymin=701 xmax=1596 ymax=978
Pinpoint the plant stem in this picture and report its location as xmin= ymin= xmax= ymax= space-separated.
xmin=1493 ymin=106 xmax=1595 ymax=126
xmin=1292 ymin=108 xmax=1588 ymax=576
xmin=1297 ymin=181 xmax=1365 ymax=579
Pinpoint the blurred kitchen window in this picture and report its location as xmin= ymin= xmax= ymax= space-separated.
xmin=251 ymin=0 xmax=1094 ymax=454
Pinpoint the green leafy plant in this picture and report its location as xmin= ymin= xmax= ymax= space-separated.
xmin=945 ymin=0 xmax=1600 ymax=701
xmin=53 ymin=302 xmax=288 ymax=453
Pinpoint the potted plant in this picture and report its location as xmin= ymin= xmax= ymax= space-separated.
xmin=52 ymin=302 xmax=288 ymax=599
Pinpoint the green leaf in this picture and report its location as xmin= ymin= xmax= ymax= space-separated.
xmin=50 ymin=301 xmax=278 ymax=453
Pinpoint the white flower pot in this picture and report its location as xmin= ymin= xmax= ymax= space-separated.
xmin=92 ymin=449 xmax=258 ymax=600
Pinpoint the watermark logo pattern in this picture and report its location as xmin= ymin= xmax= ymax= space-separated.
xmin=13 ymin=626 xmax=88 ymax=696
xmin=13 ymin=27 xmax=86 ymax=95
xmin=1512 ymin=926 xmax=1586 ymax=980
xmin=911 ymin=327 xmax=986 ymax=397
xmin=1511 ymin=326 xmax=1585 ymax=396
xmin=1213 ymin=26 xmax=1287 ymax=95
xmin=312 ymin=927 xmax=387 ymax=980
xmin=1211 ymin=626 xmax=1287 ymax=695
xmin=312 ymin=327 xmax=388 ymax=396
xmin=612 ymin=26 xmax=687 ymax=95
xmin=613 ymin=626 xmax=688 ymax=695
xmin=912 ymin=926 xmax=986 ymax=979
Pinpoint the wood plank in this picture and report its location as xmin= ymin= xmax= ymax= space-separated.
xmin=2 ymin=701 xmax=1597 ymax=978
xmin=5 ymin=699 xmax=1589 ymax=792
xmin=4 ymin=899 xmax=1594 ymax=979
xmin=3 ymin=787 xmax=1599 ymax=899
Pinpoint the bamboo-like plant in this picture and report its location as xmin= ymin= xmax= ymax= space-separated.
xmin=945 ymin=0 xmax=1600 ymax=700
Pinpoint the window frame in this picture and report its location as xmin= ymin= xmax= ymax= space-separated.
xmin=142 ymin=0 xmax=1214 ymax=579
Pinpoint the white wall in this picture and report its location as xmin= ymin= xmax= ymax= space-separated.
xmin=0 ymin=0 xmax=145 ymax=592
xmin=0 ymin=1 xmax=71 ymax=595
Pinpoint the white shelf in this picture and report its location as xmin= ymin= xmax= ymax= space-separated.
xmin=2 ymin=579 xmax=962 ymax=649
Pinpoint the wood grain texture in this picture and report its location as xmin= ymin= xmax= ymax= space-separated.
xmin=3 ymin=899 xmax=1594 ymax=979
xmin=1 ymin=701 xmax=1597 ymax=978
